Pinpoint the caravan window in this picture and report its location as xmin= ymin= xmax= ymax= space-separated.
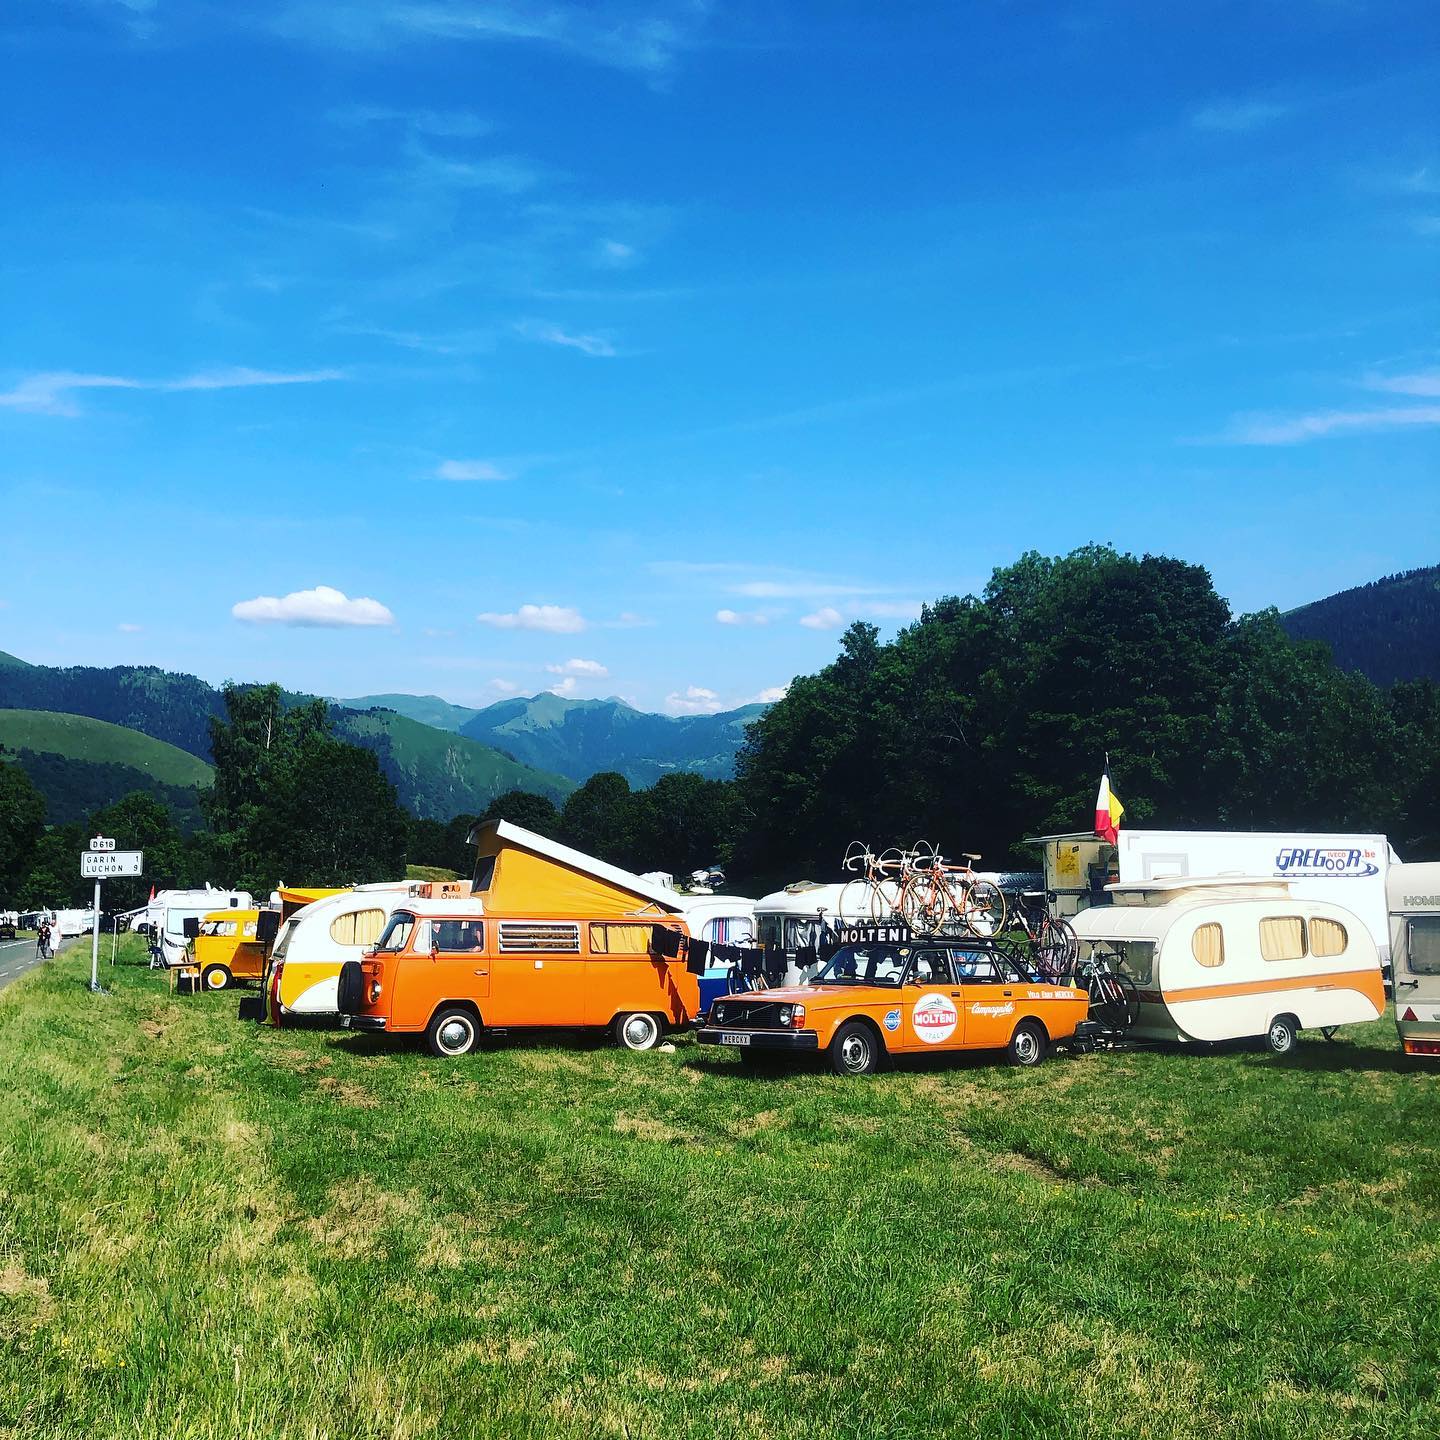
xmin=1191 ymin=923 xmax=1225 ymax=969
xmin=1077 ymin=939 xmax=1154 ymax=985
xmin=1259 ymin=917 xmax=1306 ymax=962
xmin=330 ymin=908 xmax=386 ymax=947
xmin=1309 ymin=918 xmax=1348 ymax=957
xmin=703 ymin=915 xmax=754 ymax=946
xmin=1407 ymin=917 xmax=1440 ymax=975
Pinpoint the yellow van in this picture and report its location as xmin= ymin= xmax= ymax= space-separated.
xmin=190 ymin=909 xmax=265 ymax=991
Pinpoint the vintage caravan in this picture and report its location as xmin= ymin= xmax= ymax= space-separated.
xmin=1388 ymin=861 xmax=1440 ymax=1057
xmin=148 ymin=888 xmax=254 ymax=967
xmin=257 ymin=884 xmax=407 ymax=1024
xmin=337 ymin=820 xmax=697 ymax=1054
xmin=1029 ymin=829 xmax=1398 ymax=961
xmin=1069 ymin=876 xmax=1385 ymax=1053
xmin=753 ymin=882 xmax=884 ymax=984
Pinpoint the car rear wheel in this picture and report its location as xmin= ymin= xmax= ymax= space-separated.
xmin=426 ymin=1007 xmax=481 ymax=1058
xmin=829 ymin=1020 xmax=880 ymax=1077
xmin=614 ymin=1012 xmax=664 ymax=1051
xmin=1007 ymin=1019 xmax=1048 ymax=1067
xmin=201 ymin=964 xmax=232 ymax=992
xmin=1266 ymin=1014 xmax=1298 ymax=1056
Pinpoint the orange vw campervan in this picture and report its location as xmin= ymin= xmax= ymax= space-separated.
xmin=336 ymin=898 xmax=696 ymax=1054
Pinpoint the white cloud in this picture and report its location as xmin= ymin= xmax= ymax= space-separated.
xmin=1218 ymin=405 xmax=1440 ymax=445
xmin=232 ymin=584 xmax=395 ymax=628
xmin=546 ymin=658 xmax=608 ymax=677
xmin=516 ymin=320 xmax=616 ymax=358
xmin=715 ymin=608 xmax=769 ymax=626
xmin=0 ymin=372 xmax=142 ymax=416
xmin=751 ymin=685 xmax=789 ymax=704
xmin=732 ymin=580 xmax=888 ymax=599
xmin=549 ymin=676 xmax=578 ymax=696
xmin=608 ymin=611 xmax=654 ymax=629
xmin=476 ymin=603 xmax=587 ymax=633
xmin=329 ymin=104 xmax=491 ymax=139
xmin=436 ymin=458 xmax=509 ymax=481
xmin=800 ymin=606 xmax=845 ymax=630
xmin=1190 ymin=98 xmax=1291 ymax=133
xmin=1365 ymin=369 xmax=1440 ymax=398
xmin=665 ymin=685 xmax=723 ymax=715
xmin=491 ymin=678 xmax=520 ymax=693
xmin=596 ymin=239 xmax=637 ymax=268
xmin=116 ymin=622 xmax=143 ymax=633
xmin=0 ymin=366 xmax=342 ymax=417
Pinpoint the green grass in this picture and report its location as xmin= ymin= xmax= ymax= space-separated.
xmin=2 ymin=939 xmax=1438 ymax=1439
xmin=0 ymin=710 xmax=212 ymax=787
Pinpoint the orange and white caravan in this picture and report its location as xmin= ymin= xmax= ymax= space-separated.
xmin=1388 ymin=861 xmax=1440 ymax=1058
xmin=1069 ymin=876 xmax=1385 ymax=1055
xmin=260 ymin=884 xmax=409 ymax=1025
xmin=336 ymin=820 xmax=697 ymax=1055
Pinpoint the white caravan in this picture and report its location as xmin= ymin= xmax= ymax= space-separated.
xmin=266 ymin=882 xmax=410 ymax=1019
xmin=1029 ymin=829 xmax=1399 ymax=962
xmin=673 ymin=894 xmax=756 ymax=947
xmin=752 ymin=881 xmax=890 ymax=985
xmin=52 ymin=908 xmax=99 ymax=938
xmin=1387 ymin=862 xmax=1440 ymax=1058
xmin=149 ymin=889 xmax=254 ymax=967
xmin=1070 ymin=876 xmax=1385 ymax=1053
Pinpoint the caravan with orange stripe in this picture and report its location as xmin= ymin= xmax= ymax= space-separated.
xmin=1068 ymin=876 xmax=1385 ymax=1055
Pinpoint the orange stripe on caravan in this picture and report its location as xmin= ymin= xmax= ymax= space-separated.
xmin=1163 ymin=968 xmax=1386 ymax=1009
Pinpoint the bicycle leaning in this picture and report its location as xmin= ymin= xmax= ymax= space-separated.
xmin=1010 ymin=890 xmax=1078 ymax=980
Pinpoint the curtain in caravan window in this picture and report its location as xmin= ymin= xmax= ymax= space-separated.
xmin=589 ymin=923 xmax=652 ymax=955
xmin=330 ymin=908 xmax=386 ymax=946
xmin=1309 ymin=918 xmax=1348 ymax=957
xmin=1259 ymin=916 xmax=1306 ymax=961
xmin=1191 ymin=922 xmax=1225 ymax=968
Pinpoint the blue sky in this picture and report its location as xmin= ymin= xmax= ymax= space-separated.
xmin=2 ymin=0 xmax=1437 ymax=715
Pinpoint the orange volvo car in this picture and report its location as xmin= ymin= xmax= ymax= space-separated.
xmin=336 ymin=897 xmax=697 ymax=1055
xmin=698 ymin=934 xmax=1092 ymax=1075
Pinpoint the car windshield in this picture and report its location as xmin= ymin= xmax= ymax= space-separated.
xmin=809 ymin=944 xmax=908 ymax=987
xmin=374 ymin=911 xmax=417 ymax=953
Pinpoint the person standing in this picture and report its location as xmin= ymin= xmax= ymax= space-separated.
xmin=36 ymin=921 xmax=50 ymax=959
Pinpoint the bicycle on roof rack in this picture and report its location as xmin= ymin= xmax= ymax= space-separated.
xmin=1011 ymin=889 xmax=1078 ymax=980
xmin=903 ymin=845 xmax=1008 ymax=939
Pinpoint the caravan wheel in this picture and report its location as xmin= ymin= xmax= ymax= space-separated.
xmin=1266 ymin=1014 xmax=1298 ymax=1056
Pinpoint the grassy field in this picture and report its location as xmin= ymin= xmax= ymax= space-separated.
xmin=0 ymin=710 xmax=213 ymax=788
xmin=1 ymin=938 xmax=1437 ymax=1439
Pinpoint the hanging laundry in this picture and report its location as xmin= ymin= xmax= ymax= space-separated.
xmin=686 ymin=938 xmax=710 ymax=975
xmin=763 ymin=944 xmax=786 ymax=986
xmin=795 ymin=945 xmax=816 ymax=969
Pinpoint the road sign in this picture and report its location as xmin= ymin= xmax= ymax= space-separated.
xmin=89 ymin=836 xmax=116 ymax=852
xmin=81 ymin=850 xmax=143 ymax=879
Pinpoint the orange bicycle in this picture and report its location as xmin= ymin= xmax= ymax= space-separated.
xmin=902 ymin=847 xmax=1008 ymax=937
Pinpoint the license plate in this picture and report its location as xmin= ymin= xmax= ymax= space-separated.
xmin=719 ymin=1032 xmax=751 ymax=1046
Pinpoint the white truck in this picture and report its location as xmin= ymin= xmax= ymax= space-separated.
xmin=1028 ymin=829 xmax=1399 ymax=963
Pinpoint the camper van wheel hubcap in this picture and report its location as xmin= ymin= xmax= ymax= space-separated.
xmin=622 ymin=1015 xmax=658 ymax=1048
xmin=440 ymin=1019 xmax=473 ymax=1052
xmin=840 ymin=1034 xmax=870 ymax=1071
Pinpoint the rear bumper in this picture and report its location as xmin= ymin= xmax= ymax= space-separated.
xmin=696 ymin=1027 xmax=818 ymax=1052
xmin=340 ymin=1014 xmax=388 ymax=1032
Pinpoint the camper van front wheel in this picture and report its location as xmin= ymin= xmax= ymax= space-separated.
xmin=615 ymin=1012 xmax=664 ymax=1051
xmin=426 ymin=1008 xmax=481 ymax=1058
xmin=201 ymin=965 xmax=232 ymax=992
xmin=1266 ymin=1015 xmax=1299 ymax=1056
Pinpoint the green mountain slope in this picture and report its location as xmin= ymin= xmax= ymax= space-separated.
xmin=1280 ymin=565 xmax=1440 ymax=686
xmin=0 ymin=650 xmax=33 ymax=669
xmin=332 ymin=708 xmax=573 ymax=820
xmin=338 ymin=692 xmax=482 ymax=733
xmin=459 ymin=694 xmax=768 ymax=786
xmin=0 ymin=710 xmax=213 ymax=786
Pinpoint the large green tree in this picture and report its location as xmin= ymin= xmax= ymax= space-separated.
xmin=0 ymin=756 xmax=46 ymax=901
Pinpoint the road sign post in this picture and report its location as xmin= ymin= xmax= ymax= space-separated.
xmin=82 ymin=839 xmax=142 ymax=993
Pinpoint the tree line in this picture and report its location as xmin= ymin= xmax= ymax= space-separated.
xmin=4 ymin=546 xmax=1437 ymax=911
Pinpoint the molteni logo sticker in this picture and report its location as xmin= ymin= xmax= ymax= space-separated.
xmin=1274 ymin=846 xmax=1380 ymax=879
xmin=911 ymin=992 xmax=958 ymax=1044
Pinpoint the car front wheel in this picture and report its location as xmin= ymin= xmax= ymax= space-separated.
xmin=829 ymin=1020 xmax=880 ymax=1077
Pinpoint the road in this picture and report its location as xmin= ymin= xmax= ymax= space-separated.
xmin=0 ymin=934 xmax=87 ymax=991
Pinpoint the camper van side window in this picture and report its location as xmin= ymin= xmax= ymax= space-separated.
xmin=1191 ymin=923 xmax=1224 ymax=968
xmin=589 ymin=923 xmax=651 ymax=955
xmin=1308 ymin=918 xmax=1348 ymax=958
xmin=1259 ymin=916 xmax=1307 ymax=962
xmin=1407 ymin=917 xmax=1440 ymax=975
xmin=472 ymin=856 xmax=497 ymax=893
xmin=499 ymin=922 xmax=581 ymax=954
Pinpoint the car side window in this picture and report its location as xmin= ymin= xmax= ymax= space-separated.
xmin=907 ymin=951 xmax=952 ymax=985
xmin=952 ymin=950 xmax=1000 ymax=983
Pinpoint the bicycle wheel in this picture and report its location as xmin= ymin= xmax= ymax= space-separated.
xmin=1033 ymin=921 xmax=1066 ymax=980
xmin=837 ymin=878 xmax=873 ymax=926
xmin=1089 ymin=970 xmax=1138 ymax=1031
xmin=960 ymin=879 xmax=1007 ymax=938
xmin=900 ymin=879 xmax=941 ymax=934
xmin=1053 ymin=917 xmax=1078 ymax=970
xmin=869 ymin=879 xmax=901 ymax=924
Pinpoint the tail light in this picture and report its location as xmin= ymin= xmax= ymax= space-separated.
xmin=1403 ymin=1038 xmax=1440 ymax=1056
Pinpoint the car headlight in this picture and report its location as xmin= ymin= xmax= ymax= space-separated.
xmin=778 ymin=1004 xmax=806 ymax=1029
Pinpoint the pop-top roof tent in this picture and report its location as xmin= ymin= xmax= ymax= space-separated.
xmin=465 ymin=820 xmax=687 ymax=919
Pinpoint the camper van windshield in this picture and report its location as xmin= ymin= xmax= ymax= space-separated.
xmin=375 ymin=912 xmax=417 ymax=953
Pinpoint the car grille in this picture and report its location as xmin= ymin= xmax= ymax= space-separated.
xmin=709 ymin=999 xmax=787 ymax=1029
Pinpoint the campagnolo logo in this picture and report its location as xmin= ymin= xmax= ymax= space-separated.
xmin=1273 ymin=847 xmax=1379 ymax=879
